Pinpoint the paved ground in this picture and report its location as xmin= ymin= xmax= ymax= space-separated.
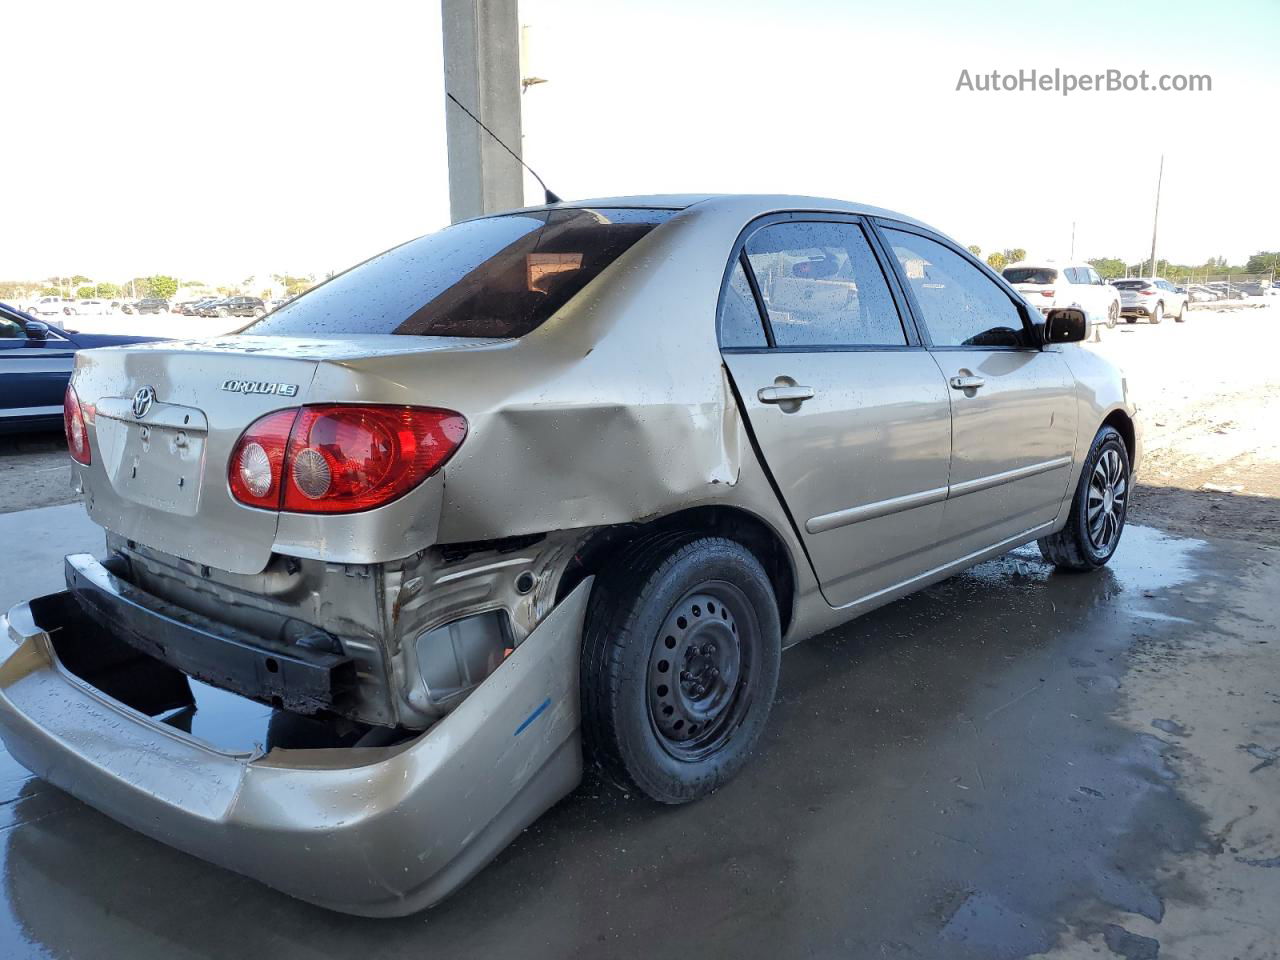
xmin=0 ymin=513 xmax=1275 ymax=959
xmin=0 ymin=308 xmax=1277 ymax=958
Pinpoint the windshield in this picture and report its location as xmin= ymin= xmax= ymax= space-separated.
xmin=1003 ymin=268 xmax=1057 ymax=285
xmin=245 ymin=207 xmax=675 ymax=339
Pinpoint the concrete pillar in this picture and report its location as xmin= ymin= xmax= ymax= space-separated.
xmin=441 ymin=0 xmax=524 ymax=222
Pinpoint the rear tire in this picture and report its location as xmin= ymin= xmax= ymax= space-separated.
xmin=1150 ymin=302 xmax=1163 ymax=324
xmin=1038 ymin=426 xmax=1130 ymax=571
xmin=581 ymin=534 xmax=781 ymax=804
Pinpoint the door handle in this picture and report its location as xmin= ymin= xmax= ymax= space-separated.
xmin=949 ymin=375 xmax=985 ymax=391
xmin=758 ymin=385 xmax=815 ymax=404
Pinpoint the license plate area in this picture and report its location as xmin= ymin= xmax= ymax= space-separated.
xmin=96 ymin=398 xmax=209 ymax=516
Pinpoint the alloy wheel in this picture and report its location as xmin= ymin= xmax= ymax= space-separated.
xmin=1087 ymin=447 xmax=1127 ymax=552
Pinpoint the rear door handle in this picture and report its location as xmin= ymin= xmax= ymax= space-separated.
xmin=949 ymin=375 xmax=985 ymax=391
xmin=758 ymin=385 xmax=815 ymax=404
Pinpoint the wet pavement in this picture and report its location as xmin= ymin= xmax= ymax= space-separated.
xmin=1 ymin=508 xmax=1277 ymax=959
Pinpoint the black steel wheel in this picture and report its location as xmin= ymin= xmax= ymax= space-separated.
xmin=581 ymin=535 xmax=781 ymax=803
xmin=1038 ymin=425 xmax=1131 ymax=571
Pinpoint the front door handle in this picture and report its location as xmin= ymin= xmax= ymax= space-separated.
xmin=758 ymin=385 xmax=815 ymax=405
xmin=949 ymin=375 xmax=986 ymax=391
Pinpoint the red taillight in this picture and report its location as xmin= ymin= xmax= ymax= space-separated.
xmin=1139 ymin=288 xmax=1155 ymax=295
xmin=1040 ymin=289 xmax=1056 ymax=297
xmin=63 ymin=384 xmax=91 ymax=465
xmin=228 ymin=409 xmax=297 ymax=508
xmin=228 ymin=405 xmax=467 ymax=514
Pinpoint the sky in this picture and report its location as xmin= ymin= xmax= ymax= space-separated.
xmin=4 ymin=0 xmax=1277 ymax=287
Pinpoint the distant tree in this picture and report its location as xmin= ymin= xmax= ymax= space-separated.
xmin=966 ymin=244 xmax=982 ymax=257
xmin=1245 ymin=251 xmax=1279 ymax=275
xmin=986 ymin=252 xmax=1007 ymax=271
xmin=1087 ymin=257 xmax=1127 ymax=279
xmin=69 ymin=274 xmax=91 ymax=286
xmin=272 ymin=273 xmax=316 ymax=297
xmin=40 ymin=286 xmax=61 ymax=296
xmin=0 ymin=281 xmax=36 ymax=299
xmin=75 ymin=285 xmax=95 ymax=299
xmin=1003 ymin=248 xmax=1026 ymax=264
xmin=146 ymin=275 xmax=179 ymax=300
xmin=94 ymin=282 xmax=120 ymax=299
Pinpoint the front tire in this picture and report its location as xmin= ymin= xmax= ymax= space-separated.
xmin=1175 ymin=300 xmax=1187 ymax=322
xmin=1107 ymin=302 xmax=1119 ymax=328
xmin=581 ymin=535 xmax=781 ymax=804
xmin=1038 ymin=426 xmax=1130 ymax=571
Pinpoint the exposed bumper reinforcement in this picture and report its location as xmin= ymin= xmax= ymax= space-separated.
xmin=0 ymin=577 xmax=592 ymax=917
xmin=65 ymin=553 xmax=353 ymax=715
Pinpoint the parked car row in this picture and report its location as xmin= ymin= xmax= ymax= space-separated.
xmin=24 ymin=295 xmax=293 ymax=319
xmin=179 ymin=296 xmax=272 ymax=318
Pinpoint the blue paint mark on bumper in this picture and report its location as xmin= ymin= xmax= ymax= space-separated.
xmin=514 ymin=697 xmax=551 ymax=736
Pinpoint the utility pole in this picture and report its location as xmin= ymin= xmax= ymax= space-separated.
xmin=1148 ymin=154 xmax=1164 ymax=278
xmin=441 ymin=0 xmax=524 ymax=222
xmin=1070 ymin=221 xmax=1075 ymax=260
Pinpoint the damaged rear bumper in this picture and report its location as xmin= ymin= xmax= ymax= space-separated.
xmin=0 ymin=578 xmax=592 ymax=917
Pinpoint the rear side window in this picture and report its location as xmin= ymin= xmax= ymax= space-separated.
xmin=884 ymin=229 xmax=1027 ymax=348
xmin=719 ymin=258 xmax=768 ymax=348
xmin=741 ymin=221 xmax=906 ymax=347
xmin=1003 ymin=267 xmax=1057 ymax=285
xmin=247 ymin=207 xmax=674 ymax=338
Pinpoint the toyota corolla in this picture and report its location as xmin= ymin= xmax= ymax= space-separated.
xmin=0 ymin=195 xmax=1139 ymax=916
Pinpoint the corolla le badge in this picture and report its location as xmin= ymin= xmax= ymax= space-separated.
xmin=221 ymin=379 xmax=299 ymax=397
xmin=132 ymin=386 xmax=156 ymax=418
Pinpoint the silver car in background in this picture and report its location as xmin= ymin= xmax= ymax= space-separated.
xmin=0 ymin=194 xmax=1140 ymax=916
xmin=1115 ymin=276 xmax=1188 ymax=323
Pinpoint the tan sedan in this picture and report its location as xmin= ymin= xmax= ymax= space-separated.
xmin=0 ymin=195 xmax=1139 ymax=915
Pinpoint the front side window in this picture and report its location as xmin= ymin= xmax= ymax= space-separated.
xmin=0 ymin=311 xmax=26 ymax=339
xmin=247 ymin=207 xmax=674 ymax=339
xmin=884 ymin=229 xmax=1027 ymax=348
xmin=742 ymin=221 xmax=906 ymax=347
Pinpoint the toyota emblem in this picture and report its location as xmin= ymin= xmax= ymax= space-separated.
xmin=132 ymin=386 xmax=157 ymax=418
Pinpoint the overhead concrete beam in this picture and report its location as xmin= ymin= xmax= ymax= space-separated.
xmin=441 ymin=0 xmax=524 ymax=222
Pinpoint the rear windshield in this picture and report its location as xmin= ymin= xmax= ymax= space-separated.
xmin=1002 ymin=267 xmax=1057 ymax=285
xmin=245 ymin=207 xmax=674 ymax=338
xmin=1112 ymin=280 xmax=1150 ymax=290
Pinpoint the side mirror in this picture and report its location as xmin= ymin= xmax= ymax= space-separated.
xmin=1043 ymin=307 xmax=1088 ymax=344
xmin=23 ymin=320 xmax=50 ymax=341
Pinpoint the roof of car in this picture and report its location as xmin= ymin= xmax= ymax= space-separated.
xmin=476 ymin=194 xmax=937 ymax=233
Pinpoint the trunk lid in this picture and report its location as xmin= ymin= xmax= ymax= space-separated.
xmin=72 ymin=335 xmax=488 ymax=574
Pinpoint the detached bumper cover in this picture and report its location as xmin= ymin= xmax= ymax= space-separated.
xmin=0 ymin=579 xmax=592 ymax=917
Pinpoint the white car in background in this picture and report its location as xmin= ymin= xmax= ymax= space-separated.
xmin=1002 ymin=261 xmax=1121 ymax=328
xmin=65 ymin=299 xmax=114 ymax=316
xmin=1114 ymin=277 xmax=1188 ymax=323
xmin=29 ymin=296 xmax=75 ymax=316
